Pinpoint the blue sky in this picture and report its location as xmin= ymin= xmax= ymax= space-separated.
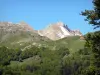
xmin=0 ymin=0 xmax=95 ymax=34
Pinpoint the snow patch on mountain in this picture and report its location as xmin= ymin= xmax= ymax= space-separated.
xmin=38 ymin=22 xmax=82 ymax=40
xmin=60 ymin=26 xmax=70 ymax=36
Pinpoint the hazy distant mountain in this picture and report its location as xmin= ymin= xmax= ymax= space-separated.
xmin=38 ymin=22 xmax=82 ymax=40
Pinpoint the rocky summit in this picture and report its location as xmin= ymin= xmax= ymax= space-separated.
xmin=38 ymin=22 xmax=82 ymax=40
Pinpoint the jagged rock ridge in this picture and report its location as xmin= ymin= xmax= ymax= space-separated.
xmin=38 ymin=22 xmax=82 ymax=40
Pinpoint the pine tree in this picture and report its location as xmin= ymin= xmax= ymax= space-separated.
xmin=81 ymin=0 xmax=100 ymax=29
xmin=81 ymin=0 xmax=100 ymax=74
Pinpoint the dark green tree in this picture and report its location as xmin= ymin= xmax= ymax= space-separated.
xmin=81 ymin=0 xmax=100 ymax=29
xmin=81 ymin=0 xmax=100 ymax=74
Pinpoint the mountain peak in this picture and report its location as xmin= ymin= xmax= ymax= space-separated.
xmin=56 ymin=22 xmax=64 ymax=26
xmin=38 ymin=22 xmax=83 ymax=40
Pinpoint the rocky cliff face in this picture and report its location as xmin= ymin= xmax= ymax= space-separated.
xmin=38 ymin=22 xmax=82 ymax=40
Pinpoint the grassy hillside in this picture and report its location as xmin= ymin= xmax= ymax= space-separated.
xmin=47 ymin=36 xmax=85 ymax=53
xmin=8 ymin=36 xmax=86 ymax=68
xmin=0 ymin=30 xmax=85 ymax=53
xmin=0 ymin=31 xmax=51 ymax=49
